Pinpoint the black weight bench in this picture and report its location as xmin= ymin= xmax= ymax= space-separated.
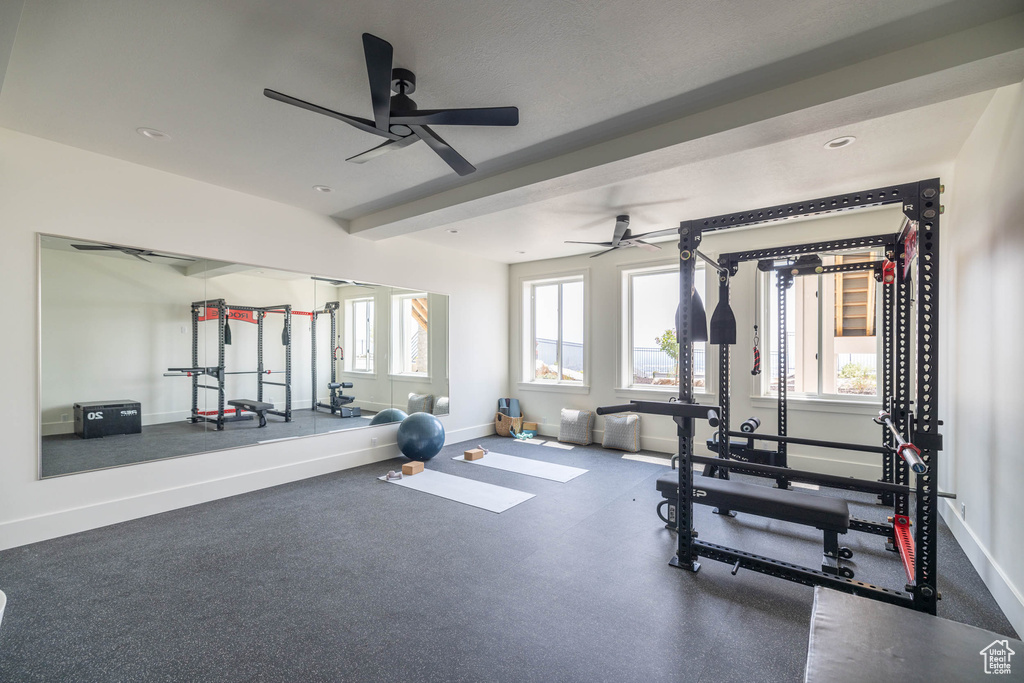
xmin=657 ymin=472 xmax=854 ymax=577
xmin=227 ymin=399 xmax=274 ymax=427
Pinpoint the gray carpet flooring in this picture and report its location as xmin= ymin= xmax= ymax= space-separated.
xmin=1 ymin=435 xmax=1016 ymax=682
xmin=41 ymin=410 xmax=374 ymax=477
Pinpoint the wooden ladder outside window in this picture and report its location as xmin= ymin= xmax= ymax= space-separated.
xmin=834 ymin=253 xmax=875 ymax=337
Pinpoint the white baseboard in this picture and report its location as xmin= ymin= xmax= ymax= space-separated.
xmin=940 ymin=500 xmax=1024 ymax=636
xmin=444 ymin=422 xmax=498 ymax=445
xmin=5 ymin=420 xmax=497 ymax=550
xmin=0 ymin=444 xmax=400 ymax=551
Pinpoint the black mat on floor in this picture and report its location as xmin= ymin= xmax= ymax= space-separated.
xmin=1 ymin=436 xmax=1015 ymax=682
xmin=40 ymin=410 xmax=373 ymax=477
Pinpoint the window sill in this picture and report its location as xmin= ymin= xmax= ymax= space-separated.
xmin=341 ymin=370 xmax=376 ymax=377
xmin=750 ymin=395 xmax=881 ymax=415
xmin=389 ymin=373 xmax=431 ymax=383
xmin=517 ymin=381 xmax=590 ymax=395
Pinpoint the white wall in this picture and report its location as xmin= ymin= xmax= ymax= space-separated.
xmin=941 ymin=80 xmax=1024 ymax=634
xmin=40 ymin=247 xmax=207 ymax=433
xmin=508 ymin=202 xmax=953 ymax=479
xmin=0 ymin=128 xmax=507 ymax=549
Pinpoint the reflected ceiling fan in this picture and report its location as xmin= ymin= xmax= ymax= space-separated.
xmin=264 ymin=33 xmax=519 ymax=176
xmin=564 ymin=215 xmax=678 ymax=258
xmin=71 ymin=243 xmax=195 ymax=263
xmin=311 ymin=276 xmax=373 ymax=288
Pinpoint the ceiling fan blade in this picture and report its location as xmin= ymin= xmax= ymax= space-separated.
xmin=312 ymin=275 xmax=373 ymax=288
xmin=589 ymin=247 xmax=619 ymax=258
xmin=150 ymin=253 xmax=196 ymax=262
xmin=409 ymin=124 xmax=476 ymax=176
xmin=612 ymin=216 xmax=630 ymax=247
xmin=633 ymin=240 xmax=662 ymax=253
xmin=126 ymin=251 xmax=152 ymax=262
xmin=630 ymin=227 xmax=679 ymax=240
xmin=71 ymin=244 xmax=118 ymax=251
xmin=346 ymin=135 xmax=419 ymax=164
xmin=362 ymin=33 xmax=393 ymax=132
xmin=391 ymin=106 xmax=519 ymax=127
xmin=264 ymin=89 xmax=399 ymax=141
xmin=564 ymin=240 xmax=614 ymax=246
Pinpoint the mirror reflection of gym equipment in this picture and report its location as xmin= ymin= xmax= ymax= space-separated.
xmin=37 ymin=235 xmax=450 ymax=478
xmin=311 ymin=300 xmax=360 ymax=418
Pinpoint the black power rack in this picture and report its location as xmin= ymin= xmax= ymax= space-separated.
xmin=168 ymin=299 xmax=294 ymax=430
xmin=601 ymin=179 xmax=943 ymax=613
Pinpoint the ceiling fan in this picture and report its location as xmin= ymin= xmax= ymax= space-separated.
xmin=264 ymin=33 xmax=519 ymax=176
xmin=71 ymin=244 xmax=195 ymax=263
xmin=311 ymin=276 xmax=373 ymax=288
xmin=564 ymin=215 xmax=678 ymax=258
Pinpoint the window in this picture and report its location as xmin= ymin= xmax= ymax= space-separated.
xmin=344 ymin=297 xmax=374 ymax=373
xmin=392 ymin=293 xmax=428 ymax=376
xmin=623 ymin=264 xmax=706 ymax=392
xmin=762 ymin=249 xmax=882 ymax=398
xmin=523 ymin=275 xmax=585 ymax=384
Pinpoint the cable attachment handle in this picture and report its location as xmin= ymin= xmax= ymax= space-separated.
xmin=751 ymin=325 xmax=762 ymax=376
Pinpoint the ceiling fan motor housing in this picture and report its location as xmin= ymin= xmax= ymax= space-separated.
xmin=391 ymin=68 xmax=416 ymax=94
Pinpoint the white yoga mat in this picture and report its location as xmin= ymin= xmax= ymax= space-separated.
xmin=378 ymin=469 xmax=534 ymax=513
xmin=454 ymin=452 xmax=587 ymax=483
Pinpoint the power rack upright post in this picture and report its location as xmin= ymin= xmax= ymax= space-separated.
xmin=310 ymin=300 xmax=339 ymax=412
xmin=598 ymin=179 xmax=943 ymax=613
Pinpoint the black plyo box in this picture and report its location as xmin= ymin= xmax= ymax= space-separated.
xmin=73 ymin=400 xmax=142 ymax=439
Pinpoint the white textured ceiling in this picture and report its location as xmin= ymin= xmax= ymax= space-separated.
xmin=3 ymin=0 xmax=1024 ymax=262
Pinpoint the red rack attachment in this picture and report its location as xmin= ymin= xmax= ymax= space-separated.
xmin=894 ymin=514 xmax=915 ymax=584
xmin=882 ymin=259 xmax=897 ymax=284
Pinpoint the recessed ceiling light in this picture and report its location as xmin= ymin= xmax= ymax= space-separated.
xmin=824 ymin=136 xmax=856 ymax=150
xmin=313 ymin=185 xmax=333 ymax=193
xmin=136 ymin=127 xmax=171 ymax=141
xmin=447 ymin=229 xmax=459 ymax=234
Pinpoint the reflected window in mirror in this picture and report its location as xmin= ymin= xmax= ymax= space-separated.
xmin=345 ymin=297 xmax=375 ymax=373
xmin=392 ymin=292 xmax=429 ymax=376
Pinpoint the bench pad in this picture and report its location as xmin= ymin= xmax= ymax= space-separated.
xmin=806 ymin=587 xmax=1024 ymax=682
xmin=657 ymin=473 xmax=849 ymax=532
xmin=706 ymin=435 xmax=752 ymax=451
xmin=227 ymin=399 xmax=273 ymax=412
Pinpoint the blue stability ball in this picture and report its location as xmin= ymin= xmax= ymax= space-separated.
xmin=370 ymin=408 xmax=408 ymax=425
xmin=396 ymin=412 xmax=446 ymax=462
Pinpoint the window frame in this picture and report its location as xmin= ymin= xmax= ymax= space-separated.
xmin=343 ymin=296 xmax=375 ymax=375
xmin=390 ymin=291 xmax=430 ymax=379
xmin=757 ymin=252 xmax=883 ymax=404
xmin=518 ymin=271 xmax=588 ymax=392
xmin=617 ymin=260 xmax=710 ymax=397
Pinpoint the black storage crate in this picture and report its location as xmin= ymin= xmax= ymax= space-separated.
xmin=73 ymin=400 xmax=142 ymax=439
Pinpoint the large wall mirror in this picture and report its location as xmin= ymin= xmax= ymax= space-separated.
xmin=38 ymin=235 xmax=449 ymax=478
